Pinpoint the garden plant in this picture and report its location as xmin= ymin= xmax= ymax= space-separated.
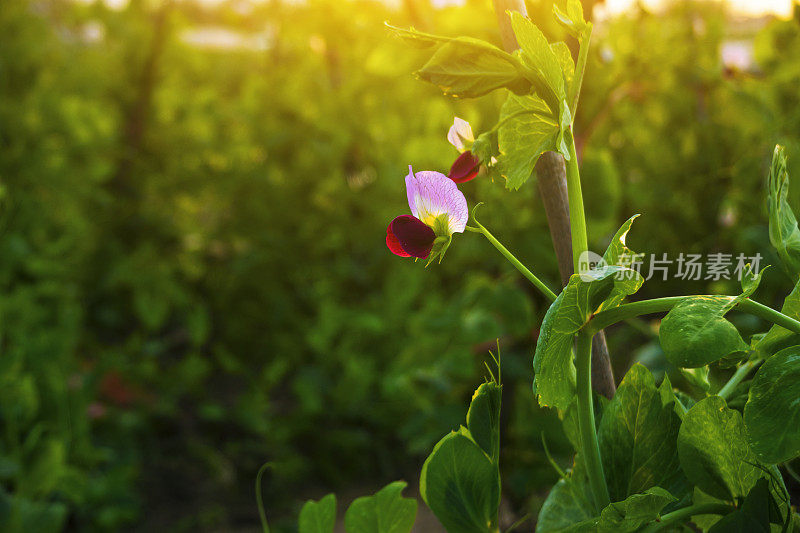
xmin=283 ymin=1 xmax=800 ymax=531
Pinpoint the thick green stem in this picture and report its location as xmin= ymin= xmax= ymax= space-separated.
xmin=739 ymin=298 xmax=800 ymax=333
xmin=588 ymin=297 xmax=685 ymax=333
xmin=640 ymin=503 xmax=735 ymax=533
xmin=565 ymin=131 xmax=588 ymax=273
xmin=576 ymin=331 xmax=610 ymax=511
xmin=718 ymin=358 xmax=761 ymax=399
xmin=466 ymin=224 xmax=557 ymax=302
xmin=588 ymin=295 xmax=800 ymax=336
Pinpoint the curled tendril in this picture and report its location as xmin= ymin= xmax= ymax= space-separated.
xmin=256 ymin=462 xmax=273 ymax=533
xmin=471 ymin=202 xmax=486 ymax=228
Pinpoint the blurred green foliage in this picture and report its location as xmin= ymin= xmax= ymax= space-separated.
xmin=1 ymin=0 xmax=800 ymax=529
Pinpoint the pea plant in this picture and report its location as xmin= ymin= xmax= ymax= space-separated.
xmin=271 ymin=2 xmax=800 ymax=531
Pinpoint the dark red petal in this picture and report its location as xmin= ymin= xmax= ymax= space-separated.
xmin=389 ymin=215 xmax=435 ymax=258
xmin=386 ymin=222 xmax=411 ymax=257
xmin=448 ymin=151 xmax=481 ymax=183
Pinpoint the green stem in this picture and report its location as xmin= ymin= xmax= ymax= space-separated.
xmin=738 ymin=298 xmax=800 ymax=333
xmin=588 ymin=295 xmax=800 ymax=336
xmin=641 ymin=503 xmax=735 ymax=533
xmin=466 ymin=224 xmax=557 ymax=302
xmin=576 ymin=331 xmax=610 ymax=511
xmin=588 ymin=297 xmax=686 ymax=333
xmin=718 ymin=359 xmax=761 ymax=399
xmin=565 ymin=130 xmax=588 ymax=273
xmin=568 ymin=25 xmax=592 ymax=115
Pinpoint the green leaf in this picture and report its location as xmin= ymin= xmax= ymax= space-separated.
xmin=707 ymin=478 xmax=783 ymax=533
xmin=659 ymin=296 xmax=749 ymax=368
xmin=509 ymin=12 xmax=565 ymax=112
xmin=299 ymin=493 xmax=336 ymax=533
xmin=553 ymin=0 xmax=589 ymax=38
xmin=466 ymin=381 xmax=502 ymax=463
xmin=470 ymin=131 xmax=495 ymax=166
xmin=420 ymin=432 xmax=500 ymax=533
xmin=744 ymin=346 xmax=800 ymax=463
xmin=768 ymin=144 xmax=800 ymax=282
xmin=539 ymin=480 xmax=675 ymax=533
xmin=534 ymin=218 xmax=644 ymax=409
xmin=598 ymin=365 xmax=687 ymax=502
xmin=679 ymin=366 xmax=711 ymax=392
xmin=497 ymin=93 xmax=559 ymax=190
xmin=740 ymin=263 xmax=767 ymax=298
xmin=416 ymin=38 xmax=530 ymax=98
xmin=601 ymin=214 xmax=639 ymax=266
xmin=691 ymin=487 xmax=728 ymax=531
xmin=344 ymin=481 xmax=417 ymax=533
xmin=533 ymin=292 xmax=576 ymax=410
xmin=550 ymin=42 xmax=575 ymax=89
xmin=595 ymin=487 xmax=676 ymax=532
xmin=754 ymin=278 xmax=800 ymax=359
xmin=536 ymin=457 xmax=594 ymax=532
xmin=677 ymin=396 xmax=764 ymax=500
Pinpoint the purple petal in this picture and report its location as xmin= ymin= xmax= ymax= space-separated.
xmin=405 ymin=167 xmax=468 ymax=234
xmin=389 ymin=215 xmax=435 ymax=258
xmin=386 ymin=222 xmax=411 ymax=257
xmin=448 ymin=151 xmax=481 ymax=183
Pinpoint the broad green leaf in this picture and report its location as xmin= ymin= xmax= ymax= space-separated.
xmin=677 ymin=396 xmax=764 ymax=500
xmin=598 ymin=365 xmax=687 ymax=502
xmin=536 ymin=457 xmax=594 ymax=532
xmin=497 ymin=93 xmax=559 ymax=190
xmin=707 ymin=478 xmax=783 ymax=533
xmin=299 ymin=493 xmax=336 ymax=533
xmin=595 ymin=487 xmax=676 ymax=532
xmin=508 ymin=12 xmax=565 ymax=112
xmin=533 ymin=292 xmax=576 ymax=409
xmin=534 ymin=218 xmax=644 ymax=409
xmin=754 ymin=278 xmax=800 ymax=359
xmin=466 ymin=381 xmax=502 ymax=463
xmin=744 ymin=346 xmax=800 ymax=463
xmin=539 ymin=481 xmax=675 ymax=533
xmin=768 ymin=145 xmax=800 ymax=282
xmin=344 ymin=481 xmax=417 ymax=533
xmin=420 ymin=432 xmax=500 ymax=533
xmin=416 ymin=38 xmax=530 ymax=98
xmin=659 ymin=296 xmax=749 ymax=368
xmin=550 ymin=42 xmax=575 ymax=89
xmin=553 ymin=0 xmax=589 ymax=38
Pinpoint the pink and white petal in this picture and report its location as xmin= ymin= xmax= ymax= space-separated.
xmin=405 ymin=165 xmax=420 ymax=218
xmin=405 ymin=169 xmax=468 ymax=234
xmin=447 ymin=117 xmax=474 ymax=152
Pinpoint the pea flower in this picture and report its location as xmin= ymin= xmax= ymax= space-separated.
xmin=386 ymin=166 xmax=468 ymax=263
xmin=446 ymin=117 xmax=481 ymax=183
